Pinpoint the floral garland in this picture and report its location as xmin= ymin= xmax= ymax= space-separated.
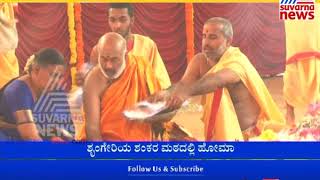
xmin=74 ymin=3 xmax=84 ymax=70
xmin=185 ymin=3 xmax=194 ymax=64
xmin=67 ymin=3 xmax=77 ymax=87
xmin=67 ymin=3 xmax=77 ymax=66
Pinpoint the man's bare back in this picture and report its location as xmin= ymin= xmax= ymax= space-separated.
xmin=197 ymin=53 xmax=260 ymax=131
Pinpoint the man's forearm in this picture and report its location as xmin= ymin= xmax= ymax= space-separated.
xmin=166 ymin=84 xmax=176 ymax=92
xmin=86 ymin=126 xmax=102 ymax=141
xmin=187 ymin=73 xmax=221 ymax=97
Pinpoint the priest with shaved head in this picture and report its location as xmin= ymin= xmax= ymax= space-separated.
xmin=77 ymin=32 xmax=163 ymax=141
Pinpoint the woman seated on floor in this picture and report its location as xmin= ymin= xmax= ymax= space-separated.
xmin=0 ymin=48 xmax=74 ymax=141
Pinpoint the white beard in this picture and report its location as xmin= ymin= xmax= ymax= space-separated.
xmin=98 ymin=54 xmax=126 ymax=80
xmin=110 ymin=59 xmax=126 ymax=79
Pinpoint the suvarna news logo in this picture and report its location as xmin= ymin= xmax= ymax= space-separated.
xmin=279 ymin=0 xmax=315 ymax=20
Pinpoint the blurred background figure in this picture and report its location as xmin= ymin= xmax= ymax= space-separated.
xmin=0 ymin=3 xmax=19 ymax=88
xmin=283 ymin=4 xmax=320 ymax=126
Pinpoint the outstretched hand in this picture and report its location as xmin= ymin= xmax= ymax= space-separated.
xmin=164 ymin=92 xmax=187 ymax=111
xmin=147 ymin=85 xmax=189 ymax=111
xmin=147 ymin=90 xmax=170 ymax=103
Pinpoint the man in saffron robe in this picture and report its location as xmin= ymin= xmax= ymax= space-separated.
xmin=150 ymin=17 xmax=285 ymax=141
xmin=283 ymin=4 xmax=320 ymax=125
xmin=76 ymin=3 xmax=171 ymax=90
xmin=0 ymin=3 xmax=19 ymax=88
xmin=77 ymin=32 xmax=163 ymax=141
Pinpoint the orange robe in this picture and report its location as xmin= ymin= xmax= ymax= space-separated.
xmin=0 ymin=3 xmax=19 ymax=88
xmin=77 ymin=54 xmax=161 ymax=141
xmin=283 ymin=4 xmax=320 ymax=108
xmin=202 ymin=47 xmax=285 ymax=141
xmin=129 ymin=34 xmax=171 ymax=89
